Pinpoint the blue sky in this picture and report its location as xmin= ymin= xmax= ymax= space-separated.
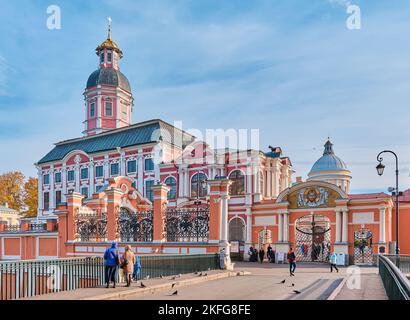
xmin=1 ymin=0 xmax=410 ymax=193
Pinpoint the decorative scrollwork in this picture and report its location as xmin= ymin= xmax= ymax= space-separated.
xmin=166 ymin=207 xmax=209 ymax=242
xmin=117 ymin=207 xmax=153 ymax=242
xmin=75 ymin=210 xmax=107 ymax=242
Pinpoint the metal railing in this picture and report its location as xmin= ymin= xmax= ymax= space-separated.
xmin=383 ymin=254 xmax=410 ymax=274
xmin=137 ymin=253 xmax=220 ymax=279
xmin=0 ymin=253 xmax=220 ymax=300
xmin=378 ymin=254 xmax=410 ymax=300
xmin=0 ymin=257 xmax=104 ymax=300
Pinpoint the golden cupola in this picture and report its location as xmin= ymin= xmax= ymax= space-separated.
xmin=95 ymin=17 xmax=123 ymax=58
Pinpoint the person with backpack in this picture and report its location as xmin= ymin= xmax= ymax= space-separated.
xmin=287 ymin=247 xmax=296 ymax=276
xmin=103 ymin=241 xmax=120 ymax=288
xmin=329 ymin=252 xmax=339 ymax=273
xmin=121 ymin=245 xmax=136 ymax=287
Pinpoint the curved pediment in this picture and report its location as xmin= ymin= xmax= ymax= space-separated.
xmin=276 ymin=181 xmax=348 ymax=209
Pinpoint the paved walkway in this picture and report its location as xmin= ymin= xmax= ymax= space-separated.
xmin=23 ymin=262 xmax=388 ymax=300
xmin=335 ymin=272 xmax=388 ymax=300
xmin=126 ymin=263 xmax=352 ymax=300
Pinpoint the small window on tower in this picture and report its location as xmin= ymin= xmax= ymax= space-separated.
xmin=100 ymin=52 xmax=105 ymax=63
xmin=107 ymin=51 xmax=112 ymax=63
xmin=105 ymin=101 xmax=113 ymax=116
xmin=90 ymin=102 xmax=95 ymax=118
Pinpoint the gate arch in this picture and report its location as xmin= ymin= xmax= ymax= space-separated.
xmin=295 ymin=214 xmax=331 ymax=262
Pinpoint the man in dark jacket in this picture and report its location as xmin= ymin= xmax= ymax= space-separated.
xmin=104 ymin=242 xmax=119 ymax=288
xmin=287 ymin=247 xmax=296 ymax=276
xmin=259 ymin=248 xmax=265 ymax=263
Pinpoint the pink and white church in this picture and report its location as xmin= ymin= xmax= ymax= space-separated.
xmin=15 ymin=23 xmax=404 ymax=263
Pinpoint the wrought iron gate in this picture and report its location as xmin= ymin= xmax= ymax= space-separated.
xmin=75 ymin=210 xmax=107 ymax=242
xmin=166 ymin=207 xmax=210 ymax=242
xmin=295 ymin=214 xmax=331 ymax=262
xmin=117 ymin=208 xmax=153 ymax=242
xmin=354 ymin=228 xmax=374 ymax=264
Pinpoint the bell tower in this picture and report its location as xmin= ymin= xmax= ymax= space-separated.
xmin=83 ymin=18 xmax=134 ymax=136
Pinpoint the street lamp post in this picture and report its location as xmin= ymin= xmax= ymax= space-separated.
xmin=376 ymin=150 xmax=400 ymax=255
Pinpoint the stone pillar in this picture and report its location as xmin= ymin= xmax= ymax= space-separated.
xmin=49 ymin=164 xmax=55 ymax=210
xmin=152 ymin=183 xmax=170 ymax=243
xmin=0 ymin=221 xmax=7 ymax=232
xmin=208 ymin=179 xmax=222 ymax=244
xmin=245 ymin=207 xmax=252 ymax=261
xmin=335 ymin=210 xmax=341 ymax=243
xmin=254 ymin=167 xmax=262 ymax=202
xmin=66 ymin=192 xmax=83 ymax=242
xmin=245 ymin=166 xmax=252 ymax=206
xmin=184 ymin=169 xmax=190 ymax=198
xmin=342 ymin=209 xmax=348 ymax=243
xmin=219 ymin=178 xmax=233 ymax=270
xmin=283 ymin=211 xmax=289 ymax=242
xmin=106 ymin=188 xmax=123 ymax=241
xmin=278 ymin=213 xmax=283 ymax=242
xmin=62 ymin=163 xmax=67 ymax=203
xmin=379 ymin=207 xmax=386 ymax=243
xmin=46 ymin=218 xmax=58 ymax=232
xmin=266 ymin=168 xmax=272 ymax=198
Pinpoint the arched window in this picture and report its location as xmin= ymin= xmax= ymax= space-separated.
xmin=229 ymin=170 xmax=245 ymax=196
xmin=229 ymin=218 xmax=245 ymax=242
xmin=165 ymin=177 xmax=177 ymax=200
xmin=191 ymin=173 xmax=207 ymax=198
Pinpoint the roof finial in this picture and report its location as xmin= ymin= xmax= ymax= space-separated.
xmin=323 ymin=138 xmax=334 ymax=155
xmin=107 ymin=16 xmax=112 ymax=40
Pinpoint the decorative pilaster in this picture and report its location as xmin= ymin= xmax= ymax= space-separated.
xmin=89 ymin=159 xmax=94 ymax=197
xmin=335 ymin=209 xmax=341 ymax=243
xmin=342 ymin=209 xmax=348 ymax=243
xmin=103 ymin=154 xmax=109 ymax=181
xmin=278 ymin=213 xmax=283 ymax=242
xmin=379 ymin=206 xmax=386 ymax=243
xmin=106 ymin=187 xmax=123 ymax=241
xmin=66 ymin=192 xmax=83 ymax=242
xmin=74 ymin=155 xmax=81 ymax=193
xmin=49 ymin=164 xmax=55 ymax=210
xmin=283 ymin=211 xmax=289 ymax=242
xmin=137 ymin=151 xmax=144 ymax=192
xmin=62 ymin=163 xmax=67 ymax=203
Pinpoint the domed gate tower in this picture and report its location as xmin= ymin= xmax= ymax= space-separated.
xmin=83 ymin=18 xmax=134 ymax=136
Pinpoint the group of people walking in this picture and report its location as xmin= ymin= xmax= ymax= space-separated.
xmin=103 ymin=242 xmax=141 ymax=288
xmin=103 ymin=242 xmax=340 ymax=288
xmin=248 ymin=245 xmax=276 ymax=263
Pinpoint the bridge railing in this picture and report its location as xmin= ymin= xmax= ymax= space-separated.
xmin=0 ymin=253 xmax=220 ymax=300
xmin=378 ymin=254 xmax=410 ymax=300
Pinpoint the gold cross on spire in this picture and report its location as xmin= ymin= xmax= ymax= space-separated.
xmin=107 ymin=16 xmax=112 ymax=40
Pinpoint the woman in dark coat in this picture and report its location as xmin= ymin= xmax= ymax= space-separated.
xmin=259 ymin=248 xmax=265 ymax=263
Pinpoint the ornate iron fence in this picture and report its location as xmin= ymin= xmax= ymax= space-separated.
xmin=29 ymin=223 xmax=47 ymax=232
xmin=166 ymin=207 xmax=210 ymax=242
xmin=75 ymin=211 xmax=107 ymax=242
xmin=3 ymin=225 xmax=21 ymax=232
xmin=117 ymin=208 xmax=153 ymax=242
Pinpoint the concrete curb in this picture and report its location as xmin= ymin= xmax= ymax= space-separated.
xmin=327 ymin=276 xmax=348 ymax=300
xmin=83 ymin=271 xmax=251 ymax=300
